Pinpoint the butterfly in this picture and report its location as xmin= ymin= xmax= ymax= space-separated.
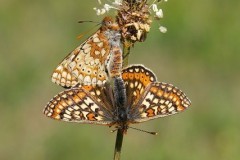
xmin=44 ymin=65 xmax=191 ymax=133
xmin=51 ymin=16 xmax=121 ymax=88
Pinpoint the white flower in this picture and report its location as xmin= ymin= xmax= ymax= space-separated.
xmin=152 ymin=4 xmax=158 ymax=12
xmin=156 ymin=9 xmax=163 ymax=18
xmin=93 ymin=8 xmax=101 ymax=15
xmin=112 ymin=0 xmax=122 ymax=6
xmin=149 ymin=0 xmax=167 ymax=33
xmin=94 ymin=0 xmax=121 ymax=16
xmin=103 ymin=4 xmax=111 ymax=11
xmin=100 ymin=8 xmax=106 ymax=15
xmin=151 ymin=2 xmax=165 ymax=18
xmin=159 ymin=26 xmax=167 ymax=33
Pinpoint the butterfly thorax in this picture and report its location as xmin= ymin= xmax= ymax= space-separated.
xmin=100 ymin=16 xmax=120 ymax=45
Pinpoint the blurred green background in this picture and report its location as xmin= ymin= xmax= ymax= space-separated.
xmin=1 ymin=0 xmax=240 ymax=159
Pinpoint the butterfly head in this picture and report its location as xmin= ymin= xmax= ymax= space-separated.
xmin=101 ymin=16 xmax=120 ymax=31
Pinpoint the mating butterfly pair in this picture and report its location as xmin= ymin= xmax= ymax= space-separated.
xmin=44 ymin=65 xmax=191 ymax=133
xmin=44 ymin=16 xmax=191 ymax=132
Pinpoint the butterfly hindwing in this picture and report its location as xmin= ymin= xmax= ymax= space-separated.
xmin=43 ymin=86 xmax=115 ymax=125
xmin=130 ymin=82 xmax=191 ymax=123
xmin=121 ymin=65 xmax=191 ymax=123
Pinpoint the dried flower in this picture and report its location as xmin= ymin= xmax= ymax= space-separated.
xmin=94 ymin=0 xmax=167 ymax=46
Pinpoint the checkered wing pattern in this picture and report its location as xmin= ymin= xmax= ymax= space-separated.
xmin=43 ymin=85 xmax=115 ymax=125
xmin=122 ymin=65 xmax=156 ymax=107
xmin=52 ymin=17 xmax=119 ymax=88
xmin=122 ymin=65 xmax=191 ymax=123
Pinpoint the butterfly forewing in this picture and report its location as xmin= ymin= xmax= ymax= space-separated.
xmin=44 ymin=86 xmax=114 ymax=125
xmin=52 ymin=17 xmax=120 ymax=88
xmin=130 ymin=82 xmax=191 ymax=123
xmin=51 ymin=52 xmax=79 ymax=88
xmin=52 ymin=30 xmax=111 ymax=88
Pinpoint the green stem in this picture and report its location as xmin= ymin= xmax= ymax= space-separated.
xmin=113 ymin=129 xmax=124 ymax=160
xmin=123 ymin=41 xmax=131 ymax=67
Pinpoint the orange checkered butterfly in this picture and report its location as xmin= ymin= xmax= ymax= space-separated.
xmin=52 ymin=16 xmax=120 ymax=88
xmin=44 ymin=65 xmax=191 ymax=133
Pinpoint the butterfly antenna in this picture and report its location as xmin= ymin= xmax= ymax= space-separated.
xmin=129 ymin=126 xmax=158 ymax=135
xmin=77 ymin=20 xmax=101 ymax=39
xmin=78 ymin=20 xmax=99 ymax=24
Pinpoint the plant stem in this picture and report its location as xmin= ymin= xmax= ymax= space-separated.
xmin=113 ymin=129 xmax=124 ymax=160
xmin=123 ymin=41 xmax=131 ymax=67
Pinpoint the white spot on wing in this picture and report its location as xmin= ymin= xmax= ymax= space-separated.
xmin=92 ymin=77 xmax=97 ymax=84
xmin=97 ymin=42 xmax=103 ymax=47
xmin=95 ymin=50 xmax=100 ymax=55
xmin=82 ymin=43 xmax=91 ymax=49
xmin=84 ymin=47 xmax=91 ymax=54
xmin=84 ymin=76 xmax=91 ymax=84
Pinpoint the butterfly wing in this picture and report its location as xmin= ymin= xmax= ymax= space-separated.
xmin=130 ymin=82 xmax=191 ymax=123
xmin=51 ymin=52 xmax=79 ymax=88
xmin=52 ymin=30 xmax=111 ymax=88
xmin=122 ymin=65 xmax=191 ymax=123
xmin=43 ymin=85 xmax=115 ymax=125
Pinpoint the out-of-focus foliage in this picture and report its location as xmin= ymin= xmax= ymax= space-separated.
xmin=0 ymin=0 xmax=239 ymax=159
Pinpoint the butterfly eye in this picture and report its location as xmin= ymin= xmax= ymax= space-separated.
xmin=106 ymin=21 xmax=112 ymax=25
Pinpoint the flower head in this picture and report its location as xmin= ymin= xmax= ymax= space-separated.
xmin=94 ymin=0 xmax=167 ymax=46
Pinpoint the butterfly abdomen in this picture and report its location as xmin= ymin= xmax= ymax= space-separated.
xmin=113 ymin=77 xmax=126 ymax=107
xmin=107 ymin=46 xmax=123 ymax=78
